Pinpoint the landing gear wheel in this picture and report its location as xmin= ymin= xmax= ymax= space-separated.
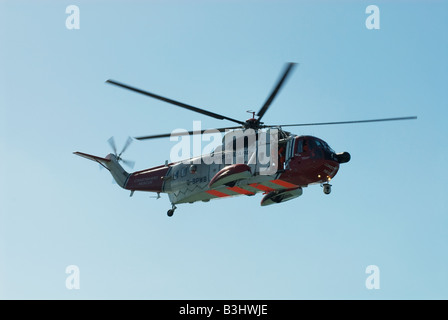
xmin=167 ymin=205 xmax=177 ymax=217
xmin=323 ymin=183 xmax=332 ymax=195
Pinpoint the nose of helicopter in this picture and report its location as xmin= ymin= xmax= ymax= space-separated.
xmin=335 ymin=152 xmax=351 ymax=164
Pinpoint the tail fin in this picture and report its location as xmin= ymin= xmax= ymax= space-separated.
xmin=73 ymin=152 xmax=130 ymax=188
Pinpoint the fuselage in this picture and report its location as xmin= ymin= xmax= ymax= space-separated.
xmin=123 ymin=134 xmax=348 ymax=205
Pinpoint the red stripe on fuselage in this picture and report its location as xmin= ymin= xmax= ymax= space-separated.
xmin=249 ymin=183 xmax=275 ymax=192
xmin=270 ymin=179 xmax=298 ymax=188
xmin=206 ymin=190 xmax=231 ymax=198
xmin=227 ymin=186 xmax=255 ymax=195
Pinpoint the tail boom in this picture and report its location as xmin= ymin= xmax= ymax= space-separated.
xmin=74 ymin=151 xmax=130 ymax=188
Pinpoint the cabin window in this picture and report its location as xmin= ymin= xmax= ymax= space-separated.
xmin=181 ymin=167 xmax=187 ymax=177
xmin=173 ymin=170 xmax=179 ymax=180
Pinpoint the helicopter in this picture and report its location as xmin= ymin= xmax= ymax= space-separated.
xmin=74 ymin=63 xmax=416 ymax=217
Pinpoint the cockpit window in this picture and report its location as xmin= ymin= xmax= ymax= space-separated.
xmin=321 ymin=140 xmax=335 ymax=153
xmin=307 ymin=139 xmax=317 ymax=149
xmin=303 ymin=139 xmax=309 ymax=152
xmin=294 ymin=137 xmax=335 ymax=159
xmin=295 ymin=139 xmax=303 ymax=153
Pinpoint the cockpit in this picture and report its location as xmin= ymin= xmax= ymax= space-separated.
xmin=294 ymin=136 xmax=337 ymax=161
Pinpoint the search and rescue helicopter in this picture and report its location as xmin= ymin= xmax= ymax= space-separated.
xmin=74 ymin=63 xmax=416 ymax=217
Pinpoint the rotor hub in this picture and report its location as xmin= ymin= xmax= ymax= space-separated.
xmin=244 ymin=118 xmax=262 ymax=129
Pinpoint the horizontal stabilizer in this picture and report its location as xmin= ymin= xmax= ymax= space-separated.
xmin=73 ymin=152 xmax=110 ymax=164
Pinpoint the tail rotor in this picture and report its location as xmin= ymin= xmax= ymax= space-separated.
xmin=108 ymin=136 xmax=136 ymax=169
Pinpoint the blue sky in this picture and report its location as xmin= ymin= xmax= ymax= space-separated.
xmin=0 ymin=0 xmax=447 ymax=299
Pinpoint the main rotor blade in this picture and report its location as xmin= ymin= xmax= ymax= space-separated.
xmin=135 ymin=126 xmax=242 ymax=141
xmin=256 ymin=62 xmax=297 ymax=121
xmin=270 ymin=116 xmax=417 ymax=128
xmin=106 ymin=80 xmax=245 ymax=126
